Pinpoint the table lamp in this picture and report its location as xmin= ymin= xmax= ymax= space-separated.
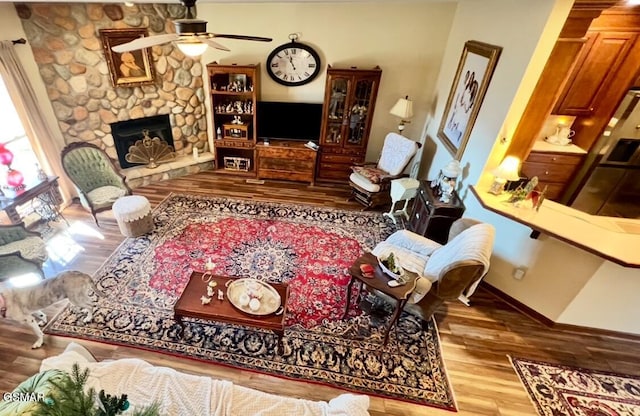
xmin=489 ymin=156 xmax=521 ymax=195
xmin=390 ymin=96 xmax=413 ymax=133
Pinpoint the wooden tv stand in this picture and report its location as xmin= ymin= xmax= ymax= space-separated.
xmin=256 ymin=140 xmax=318 ymax=185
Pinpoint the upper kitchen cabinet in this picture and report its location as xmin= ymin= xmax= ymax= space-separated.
xmin=553 ymin=31 xmax=637 ymax=117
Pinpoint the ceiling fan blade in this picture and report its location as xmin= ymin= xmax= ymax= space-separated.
xmin=111 ymin=34 xmax=179 ymax=52
xmin=201 ymin=38 xmax=230 ymax=52
xmin=211 ymin=34 xmax=273 ymax=42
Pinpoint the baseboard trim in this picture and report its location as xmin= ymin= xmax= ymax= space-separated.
xmin=480 ymin=282 xmax=640 ymax=342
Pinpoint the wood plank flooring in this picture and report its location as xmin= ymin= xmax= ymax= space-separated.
xmin=2 ymin=172 xmax=640 ymax=415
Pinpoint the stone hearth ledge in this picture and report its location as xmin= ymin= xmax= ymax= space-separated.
xmin=123 ymin=152 xmax=214 ymax=189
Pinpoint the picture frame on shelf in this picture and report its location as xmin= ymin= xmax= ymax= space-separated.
xmin=437 ymin=40 xmax=502 ymax=159
xmin=99 ymin=28 xmax=155 ymax=88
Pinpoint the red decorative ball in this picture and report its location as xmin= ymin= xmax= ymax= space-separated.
xmin=6 ymin=169 xmax=24 ymax=187
xmin=0 ymin=145 xmax=13 ymax=166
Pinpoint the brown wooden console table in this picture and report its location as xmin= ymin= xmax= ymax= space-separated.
xmin=0 ymin=176 xmax=64 ymax=226
xmin=256 ymin=140 xmax=317 ymax=185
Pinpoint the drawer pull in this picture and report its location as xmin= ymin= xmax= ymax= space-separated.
xmin=552 ymin=157 xmax=557 ymax=161
xmin=545 ymin=171 xmax=549 ymax=175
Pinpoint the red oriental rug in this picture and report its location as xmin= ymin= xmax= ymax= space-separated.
xmin=45 ymin=194 xmax=456 ymax=410
xmin=510 ymin=356 xmax=640 ymax=415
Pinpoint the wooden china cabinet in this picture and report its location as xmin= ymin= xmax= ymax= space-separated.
xmin=207 ymin=62 xmax=259 ymax=176
xmin=315 ymin=66 xmax=382 ymax=182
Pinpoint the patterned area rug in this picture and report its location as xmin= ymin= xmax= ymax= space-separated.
xmin=45 ymin=194 xmax=456 ymax=410
xmin=510 ymin=356 xmax=640 ymax=415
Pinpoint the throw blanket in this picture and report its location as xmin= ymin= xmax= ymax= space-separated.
xmin=40 ymin=343 xmax=370 ymax=416
xmin=41 ymin=351 xmax=222 ymax=416
xmin=423 ymin=223 xmax=494 ymax=303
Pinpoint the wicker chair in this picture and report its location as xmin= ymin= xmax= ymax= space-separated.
xmin=61 ymin=142 xmax=131 ymax=226
xmin=0 ymin=222 xmax=47 ymax=279
xmin=348 ymin=132 xmax=420 ymax=209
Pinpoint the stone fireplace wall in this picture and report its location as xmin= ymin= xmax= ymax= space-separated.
xmin=15 ymin=3 xmax=208 ymax=163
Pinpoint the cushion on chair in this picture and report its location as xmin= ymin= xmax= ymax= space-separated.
xmin=377 ymin=132 xmax=419 ymax=176
xmin=0 ymin=236 xmax=47 ymax=264
xmin=349 ymin=172 xmax=382 ymax=193
xmin=350 ymin=166 xmax=388 ymax=184
xmin=86 ymin=185 xmax=128 ymax=209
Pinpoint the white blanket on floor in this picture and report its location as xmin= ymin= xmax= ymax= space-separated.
xmin=40 ymin=343 xmax=370 ymax=416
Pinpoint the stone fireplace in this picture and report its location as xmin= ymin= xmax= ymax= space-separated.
xmin=111 ymin=115 xmax=174 ymax=169
xmin=15 ymin=3 xmax=214 ymax=189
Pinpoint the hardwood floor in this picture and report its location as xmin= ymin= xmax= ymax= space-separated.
xmin=2 ymin=172 xmax=639 ymax=415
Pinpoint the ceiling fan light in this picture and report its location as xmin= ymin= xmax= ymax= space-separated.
xmin=176 ymin=40 xmax=208 ymax=58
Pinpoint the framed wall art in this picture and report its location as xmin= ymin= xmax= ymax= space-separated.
xmin=437 ymin=40 xmax=502 ymax=159
xmin=99 ymin=28 xmax=155 ymax=88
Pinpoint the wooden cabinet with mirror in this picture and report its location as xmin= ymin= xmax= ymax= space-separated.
xmin=316 ymin=66 xmax=382 ymax=182
xmin=208 ymin=62 xmax=259 ymax=176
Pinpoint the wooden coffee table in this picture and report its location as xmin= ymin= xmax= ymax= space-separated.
xmin=343 ymin=253 xmax=418 ymax=345
xmin=174 ymin=272 xmax=289 ymax=353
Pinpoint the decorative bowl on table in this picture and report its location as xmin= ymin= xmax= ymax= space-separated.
xmin=377 ymin=253 xmax=404 ymax=280
xmin=227 ymin=278 xmax=281 ymax=316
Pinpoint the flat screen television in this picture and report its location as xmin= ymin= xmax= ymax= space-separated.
xmin=256 ymin=101 xmax=323 ymax=142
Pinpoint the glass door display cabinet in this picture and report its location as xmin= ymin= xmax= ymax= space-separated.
xmin=316 ymin=66 xmax=382 ymax=182
xmin=207 ymin=62 xmax=259 ymax=176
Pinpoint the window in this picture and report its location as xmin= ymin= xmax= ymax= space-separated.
xmin=0 ymin=75 xmax=40 ymax=185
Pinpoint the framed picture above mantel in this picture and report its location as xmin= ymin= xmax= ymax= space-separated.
xmin=437 ymin=40 xmax=502 ymax=159
xmin=99 ymin=28 xmax=155 ymax=88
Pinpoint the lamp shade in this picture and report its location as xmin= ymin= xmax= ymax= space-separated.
xmin=492 ymin=156 xmax=521 ymax=181
xmin=389 ymin=96 xmax=414 ymax=119
xmin=176 ymin=40 xmax=208 ymax=58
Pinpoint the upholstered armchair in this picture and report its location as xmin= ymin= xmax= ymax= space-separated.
xmin=371 ymin=218 xmax=495 ymax=321
xmin=0 ymin=222 xmax=47 ymax=279
xmin=61 ymin=142 xmax=132 ymax=226
xmin=349 ymin=132 xmax=420 ymax=209
xmin=0 ymin=252 xmax=45 ymax=280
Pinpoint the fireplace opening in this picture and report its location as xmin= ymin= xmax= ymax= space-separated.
xmin=111 ymin=114 xmax=174 ymax=169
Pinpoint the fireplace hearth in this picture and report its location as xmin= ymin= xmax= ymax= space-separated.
xmin=111 ymin=115 xmax=174 ymax=169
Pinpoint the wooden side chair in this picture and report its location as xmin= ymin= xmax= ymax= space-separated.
xmin=61 ymin=142 xmax=131 ymax=226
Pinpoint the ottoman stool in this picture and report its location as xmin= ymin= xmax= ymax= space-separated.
xmin=112 ymin=195 xmax=153 ymax=237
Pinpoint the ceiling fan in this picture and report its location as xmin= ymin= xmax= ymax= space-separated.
xmin=111 ymin=0 xmax=272 ymax=58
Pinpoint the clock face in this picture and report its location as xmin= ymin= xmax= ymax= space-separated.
xmin=267 ymin=42 xmax=321 ymax=86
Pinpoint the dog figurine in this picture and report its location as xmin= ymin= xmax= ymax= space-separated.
xmin=0 ymin=271 xmax=98 ymax=349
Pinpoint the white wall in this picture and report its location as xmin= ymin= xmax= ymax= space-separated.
xmin=420 ymin=0 xmax=640 ymax=334
xmin=196 ymin=1 xmax=456 ymax=161
xmin=559 ymin=262 xmax=640 ymax=333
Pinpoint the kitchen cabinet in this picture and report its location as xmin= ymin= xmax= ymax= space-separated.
xmin=208 ymin=62 xmax=259 ymax=176
xmin=553 ymin=31 xmax=638 ymax=117
xmin=316 ymin=66 xmax=382 ymax=182
xmin=521 ymin=151 xmax=585 ymax=201
xmin=408 ymin=181 xmax=465 ymax=245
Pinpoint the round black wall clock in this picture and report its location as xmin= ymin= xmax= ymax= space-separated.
xmin=266 ymin=35 xmax=321 ymax=87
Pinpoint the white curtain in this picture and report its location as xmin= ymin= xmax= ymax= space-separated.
xmin=0 ymin=40 xmax=72 ymax=203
